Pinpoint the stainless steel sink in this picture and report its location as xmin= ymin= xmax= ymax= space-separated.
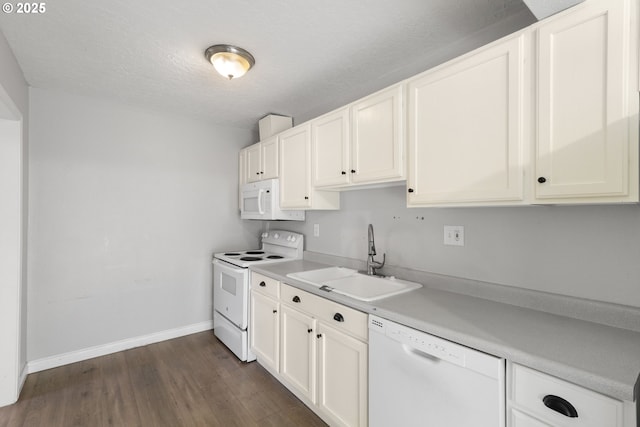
xmin=287 ymin=267 xmax=422 ymax=302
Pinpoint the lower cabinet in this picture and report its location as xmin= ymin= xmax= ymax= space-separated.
xmin=250 ymin=274 xmax=368 ymax=427
xmin=507 ymin=362 xmax=637 ymax=427
xmin=316 ymin=322 xmax=368 ymax=427
xmin=280 ymin=304 xmax=317 ymax=403
xmin=249 ymin=291 xmax=279 ymax=373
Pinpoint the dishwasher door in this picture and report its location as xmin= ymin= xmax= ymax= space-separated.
xmin=369 ymin=315 xmax=505 ymax=427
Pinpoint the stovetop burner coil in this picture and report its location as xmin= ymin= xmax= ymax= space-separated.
xmin=240 ymin=256 xmax=263 ymax=261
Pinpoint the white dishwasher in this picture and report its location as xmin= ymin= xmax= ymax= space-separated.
xmin=369 ymin=315 xmax=505 ymax=427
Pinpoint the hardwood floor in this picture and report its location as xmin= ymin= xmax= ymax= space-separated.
xmin=0 ymin=331 xmax=327 ymax=427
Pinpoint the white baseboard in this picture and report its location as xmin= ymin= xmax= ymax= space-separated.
xmin=27 ymin=320 xmax=213 ymax=374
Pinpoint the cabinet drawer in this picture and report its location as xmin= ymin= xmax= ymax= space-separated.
xmin=251 ymin=272 xmax=280 ymax=298
xmin=282 ymin=284 xmax=368 ymax=341
xmin=510 ymin=363 xmax=623 ymax=427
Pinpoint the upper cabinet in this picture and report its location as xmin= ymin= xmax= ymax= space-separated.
xmin=351 ymin=85 xmax=405 ymax=184
xmin=533 ymin=0 xmax=638 ymax=203
xmin=407 ymin=34 xmax=527 ymax=206
xmin=312 ymin=107 xmax=351 ymax=187
xmin=279 ymin=124 xmax=340 ymax=210
xmin=312 ymin=85 xmax=405 ymax=189
xmin=240 ymin=0 xmax=639 ymax=209
xmin=246 ymin=136 xmax=279 ymax=183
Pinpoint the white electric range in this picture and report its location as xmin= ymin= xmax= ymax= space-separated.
xmin=212 ymin=230 xmax=304 ymax=361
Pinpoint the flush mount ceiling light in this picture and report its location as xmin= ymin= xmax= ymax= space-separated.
xmin=205 ymin=44 xmax=255 ymax=80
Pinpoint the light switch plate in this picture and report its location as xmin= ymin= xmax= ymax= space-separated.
xmin=444 ymin=225 xmax=464 ymax=246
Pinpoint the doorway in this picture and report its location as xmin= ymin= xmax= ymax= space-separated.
xmin=0 ymin=92 xmax=24 ymax=407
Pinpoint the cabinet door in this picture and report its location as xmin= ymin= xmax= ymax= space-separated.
xmin=312 ymin=107 xmax=350 ymax=187
xmin=250 ymin=291 xmax=279 ymax=373
xmin=535 ymin=0 xmax=632 ymax=200
xmin=351 ymin=85 xmax=405 ymax=184
xmin=279 ymin=124 xmax=312 ymax=208
xmin=407 ymin=34 xmax=526 ymax=205
xmin=317 ymin=323 xmax=368 ymax=427
xmin=280 ymin=304 xmax=317 ymax=403
xmin=261 ymin=136 xmax=279 ymax=180
xmin=246 ymin=142 xmax=262 ymax=183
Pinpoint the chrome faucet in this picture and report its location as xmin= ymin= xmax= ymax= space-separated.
xmin=367 ymin=224 xmax=385 ymax=275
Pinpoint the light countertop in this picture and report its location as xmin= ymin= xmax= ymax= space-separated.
xmin=251 ymin=259 xmax=640 ymax=402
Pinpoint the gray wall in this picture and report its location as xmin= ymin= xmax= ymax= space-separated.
xmin=270 ymin=185 xmax=640 ymax=308
xmin=27 ymin=88 xmax=261 ymax=361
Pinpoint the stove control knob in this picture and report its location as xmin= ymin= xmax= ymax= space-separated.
xmin=274 ymin=233 xmax=280 ymax=239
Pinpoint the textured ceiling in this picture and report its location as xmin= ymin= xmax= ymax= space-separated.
xmin=0 ymin=0 xmax=535 ymax=133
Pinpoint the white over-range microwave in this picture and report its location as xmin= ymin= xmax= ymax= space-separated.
xmin=240 ymin=179 xmax=305 ymax=221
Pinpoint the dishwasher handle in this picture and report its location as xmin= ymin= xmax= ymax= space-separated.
xmin=403 ymin=344 xmax=440 ymax=363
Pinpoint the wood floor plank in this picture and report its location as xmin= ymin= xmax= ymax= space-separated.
xmin=0 ymin=331 xmax=327 ymax=427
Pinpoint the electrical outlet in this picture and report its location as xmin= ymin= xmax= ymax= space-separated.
xmin=313 ymin=223 xmax=320 ymax=237
xmin=444 ymin=225 xmax=464 ymax=246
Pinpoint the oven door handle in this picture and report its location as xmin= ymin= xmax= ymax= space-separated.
xmin=258 ymin=189 xmax=265 ymax=215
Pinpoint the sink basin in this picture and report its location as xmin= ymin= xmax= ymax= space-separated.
xmin=287 ymin=266 xmax=358 ymax=285
xmin=287 ymin=267 xmax=422 ymax=302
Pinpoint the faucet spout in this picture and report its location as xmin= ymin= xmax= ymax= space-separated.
xmin=366 ymin=224 xmax=385 ymax=275
xmin=368 ymin=223 xmax=376 ymax=256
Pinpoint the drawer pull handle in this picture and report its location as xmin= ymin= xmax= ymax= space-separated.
xmin=543 ymin=395 xmax=578 ymax=418
xmin=259 ymin=281 xmax=266 ymax=287
xmin=307 ymin=328 xmax=312 ymax=333
xmin=333 ymin=313 xmax=344 ymax=322
xmin=272 ymin=310 xmax=277 ymax=314
xmin=317 ymin=334 xmax=322 ymax=339
xmin=292 ymin=296 xmax=301 ymax=303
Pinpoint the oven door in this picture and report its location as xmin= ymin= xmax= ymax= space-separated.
xmin=213 ymin=259 xmax=249 ymax=329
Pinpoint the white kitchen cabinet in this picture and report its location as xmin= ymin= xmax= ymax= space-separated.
xmin=534 ymin=0 xmax=639 ymax=203
xmin=317 ymin=322 xmax=368 ymax=427
xmin=507 ymin=362 xmax=637 ymax=427
xmin=280 ymin=284 xmax=368 ymax=427
xmin=245 ymin=142 xmax=261 ymax=182
xmin=312 ymin=84 xmax=405 ymax=189
xmin=350 ymin=84 xmax=405 ymax=184
xmin=279 ymin=123 xmax=340 ymax=209
xmin=406 ymin=34 xmax=527 ymax=206
xmin=279 ymin=125 xmax=311 ymax=207
xmin=252 ymin=277 xmax=368 ymax=427
xmin=280 ymin=304 xmax=317 ymax=404
xmin=249 ymin=291 xmax=279 ymax=373
xmin=249 ymin=272 xmax=281 ymax=374
xmin=311 ymin=107 xmax=350 ymax=187
xmin=245 ymin=136 xmax=279 ymax=183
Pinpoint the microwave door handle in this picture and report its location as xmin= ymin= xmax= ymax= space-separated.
xmin=258 ymin=189 xmax=265 ymax=215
